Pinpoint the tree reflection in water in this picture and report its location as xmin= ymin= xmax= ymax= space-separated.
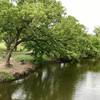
xmin=0 ymin=59 xmax=99 ymax=100
xmin=11 ymin=86 xmax=27 ymax=100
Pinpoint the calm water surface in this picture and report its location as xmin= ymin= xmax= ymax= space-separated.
xmin=0 ymin=59 xmax=100 ymax=100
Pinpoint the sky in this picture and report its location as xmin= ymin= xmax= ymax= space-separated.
xmin=59 ymin=0 xmax=100 ymax=33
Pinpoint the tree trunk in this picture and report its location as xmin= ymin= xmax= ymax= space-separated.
xmin=5 ymin=49 xmax=13 ymax=67
xmin=6 ymin=44 xmax=11 ymax=51
xmin=14 ymin=46 xmax=17 ymax=51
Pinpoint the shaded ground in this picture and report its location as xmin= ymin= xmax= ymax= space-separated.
xmin=0 ymin=59 xmax=33 ymax=74
xmin=0 ymin=58 xmax=34 ymax=82
xmin=0 ymin=43 xmax=35 ymax=82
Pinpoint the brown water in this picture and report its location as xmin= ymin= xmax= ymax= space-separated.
xmin=0 ymin=59 xmax=100 ymax=100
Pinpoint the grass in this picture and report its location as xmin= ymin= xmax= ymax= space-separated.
xmin=14 ymin=54 xmax=33 ymax=63
xmin=0 ymin=43 xmax=33 ymax=63
xmin=0 ymin=42 xmax=51 ymax=63
xmin=0 ymin=43 xmax=6 ymax=59
xmin=0 ymin=43 xmax=6 ymax=50
xmin=0 ymin=43 xmax=26 ymax=52
xmin=0 ymin=72 xmax=15 ymax=81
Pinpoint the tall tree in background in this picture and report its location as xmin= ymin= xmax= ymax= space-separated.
xmin=94 ymin=26 xmax=100 ymax=37
xmin=52 ymin=16 xmax=87 ymax=60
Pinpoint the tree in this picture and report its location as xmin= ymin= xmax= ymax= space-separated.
xmin=94 ymin=26 xmax=100 ymax=37
xmin=0 ymin=0 xmax=65 ymax=66
xmin=52 ymin=16 xmax=87 ymax=61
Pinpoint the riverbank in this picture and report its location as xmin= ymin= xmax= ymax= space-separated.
xmin=0 ymin=59 xmax=35 ymax=82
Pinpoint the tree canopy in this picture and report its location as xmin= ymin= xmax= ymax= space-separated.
xmin=0 ymin=0 xmax=65 ymax=65
xmin=0 ymin=0 xmax=100 ymax=66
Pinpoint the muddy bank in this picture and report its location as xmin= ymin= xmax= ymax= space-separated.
xmin=0 ymin=60 xmax=36 ymax=82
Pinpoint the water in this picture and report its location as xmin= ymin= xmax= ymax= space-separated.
xmin=0 ymin=59 xmax=100 ymax=100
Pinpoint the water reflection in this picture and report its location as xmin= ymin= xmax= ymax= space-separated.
xmin=41 ymin=68 xmax=48 ymax=82
xmin=11 ymin=86 xmax=27 ymax=100
xmin=0 ymin=59 xmax=100 ymax=100
xmin=73 ymin=72 xmax=100 ymax=100
xmin=60 ymin=63 xmax=65 ymax=69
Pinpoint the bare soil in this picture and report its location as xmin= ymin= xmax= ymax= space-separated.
xmin=0 ymin=58 xmax=33 ymax=76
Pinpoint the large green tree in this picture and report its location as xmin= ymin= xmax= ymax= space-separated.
xmin=0 ymin=0 xmax=65 ymax=66
xmin=94 ymin=26 xmax=100 ymax=36
xmin=52 ymin=16 xmax=87 ymax=60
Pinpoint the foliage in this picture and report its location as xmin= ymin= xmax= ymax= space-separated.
xmin=0 ymin=0 xmax=100 ymax=64
xmin=0 ymin=0 xmax=65 ymax=65
xmin=94 ymin=26 xmax=100 ymax=36
xmin=52 ymin=16 xmax=86 ymax=60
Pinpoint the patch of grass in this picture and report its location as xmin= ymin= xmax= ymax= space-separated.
xmin=15 ymin=54 xmax=33 ymax=63
xmin=17 ymin=44 xmax=27 ymax=52
xmin=0 ymin=43 xmax=6 ymax=50
xmin=0 ymin=72 xmax=15 ymax=81
xmin=0 ymin=43 xmax=6 ymax=58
